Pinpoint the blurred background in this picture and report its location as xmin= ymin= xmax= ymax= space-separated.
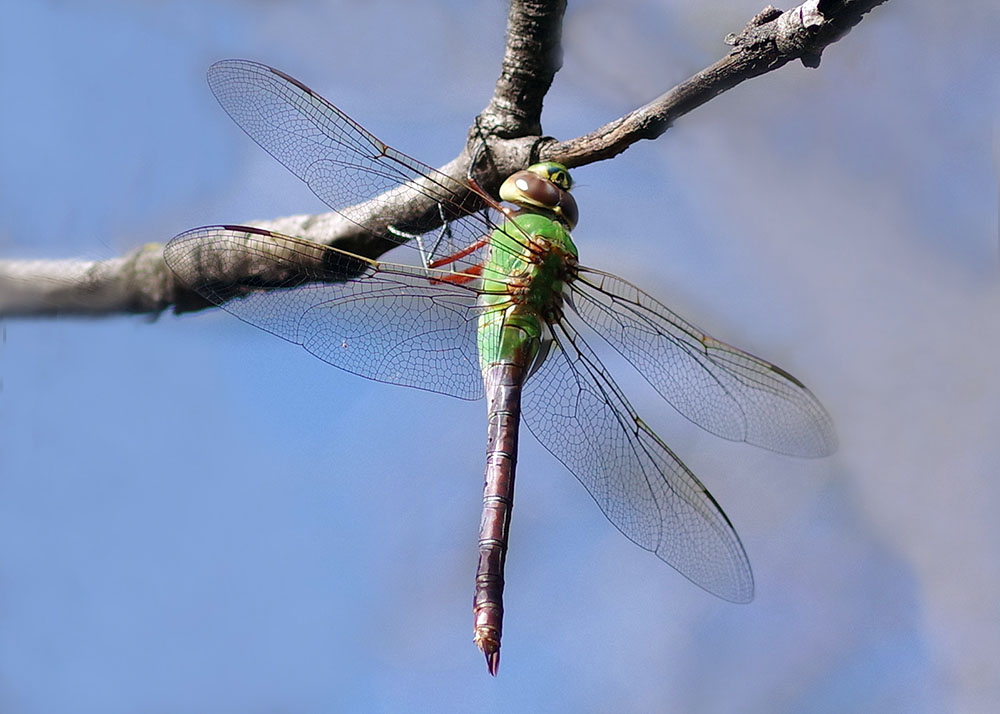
xmin=1 ymin=1 xmax=996 ymax=712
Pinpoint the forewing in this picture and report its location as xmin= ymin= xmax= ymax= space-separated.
xmin=570 ymin=268 xmax=836 ymax=457
xmin=206 ymin=59 xmax=505 ymax=268
xmin=521 ymin=321 xmax=753 ymax=603
xmin=165 ymin=225 xmax=485 ymax=400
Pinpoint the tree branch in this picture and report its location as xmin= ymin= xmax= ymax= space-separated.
xmin=480 ymin=0 xmax=567 ymax=138
xmin=0 ymin=0 xmax=888 ymax=319
xmin=541 ymin=0 xmax=889 ymax=165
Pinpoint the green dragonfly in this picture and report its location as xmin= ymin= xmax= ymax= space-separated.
xmin=164 ymin=60 xmax=836 ymax=675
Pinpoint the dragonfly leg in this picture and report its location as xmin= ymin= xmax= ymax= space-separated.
xmin=427 ymin=238 xmax=488 ymax=269
xmin=429 ymin=262 xmax=483 ymax=286
xmin=387 ymin=202 xmax=459 ymax=269
xmin=426 ymin=237 xmax=488 ymax=285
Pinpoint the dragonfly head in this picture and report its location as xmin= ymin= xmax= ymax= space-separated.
xmin=500 ymin=162 xmax=579 ymax=230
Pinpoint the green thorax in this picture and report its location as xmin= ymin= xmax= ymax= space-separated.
xmin=477 ymin=211 xmax=579 ymax=371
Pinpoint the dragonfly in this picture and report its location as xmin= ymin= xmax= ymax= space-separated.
xmin=164 ymin=60 xmax=837 ymax=675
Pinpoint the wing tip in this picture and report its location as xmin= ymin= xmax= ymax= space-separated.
xmin=206 ymin=59 xmax=316 ymax=99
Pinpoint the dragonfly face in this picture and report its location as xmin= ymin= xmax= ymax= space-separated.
xmin=526 ymin=161 xmax=573 ymax=191
xmin=499 ymin=162 xmax=579 ymax=230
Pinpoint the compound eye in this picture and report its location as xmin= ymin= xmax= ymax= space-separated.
xmin=507 ymin=171 xmax=560 ymax=207
xmin=557 ymin=190 xmax=579 ymax=230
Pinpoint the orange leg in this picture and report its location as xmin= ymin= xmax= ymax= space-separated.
xmin=430 ymin=263 xmax=483 ymax=285
xmin=427 ymin=238 xmax=488 ymax=269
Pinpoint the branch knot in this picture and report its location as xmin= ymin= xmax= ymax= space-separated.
xmin=776 ymin=1 xmax=827 ymax=66
xmin=727 ymin=2 xmax=828 ymax=68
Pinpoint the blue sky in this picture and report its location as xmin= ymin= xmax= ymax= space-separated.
xmin=1 ymin=1 xmax=997 ymax=712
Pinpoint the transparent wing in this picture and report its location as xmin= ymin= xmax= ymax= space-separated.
xmin=570 ymin=267 xmax=837 ymax=457
xmin=207 ymin=59 xmax=512 ymax=269
xmin=521 ymin=320 xmax=754 ymax=603
xmin=165 ymin=225 xmax=487 ymax=400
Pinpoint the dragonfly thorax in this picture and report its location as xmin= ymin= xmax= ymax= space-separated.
xmin=488 ymin=212 xmax=578 ymax=312
xmin=477 ymin=211 xmax=579 ymax=371
xmin=512 ymin=234 xmax=578 ymax=323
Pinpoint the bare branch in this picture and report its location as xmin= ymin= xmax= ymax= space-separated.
xmin=0 ymin=246 xmax=171 ymax=317
xmin=479 ymin=0 xmax=567 ymax=137
xmin=0 ymin=213 xmax=365 ymax=317
xmin=541 ymin=0 xmax=890 ymax=166
xmin=0 ymin=0 xmax=888 ymax=319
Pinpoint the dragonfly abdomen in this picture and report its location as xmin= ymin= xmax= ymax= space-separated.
xmin=473 ymin=316 xmax=541 ymax=676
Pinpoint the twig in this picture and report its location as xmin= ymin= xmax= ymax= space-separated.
xmin=542 ymin=0 xmax=889 ymax=165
